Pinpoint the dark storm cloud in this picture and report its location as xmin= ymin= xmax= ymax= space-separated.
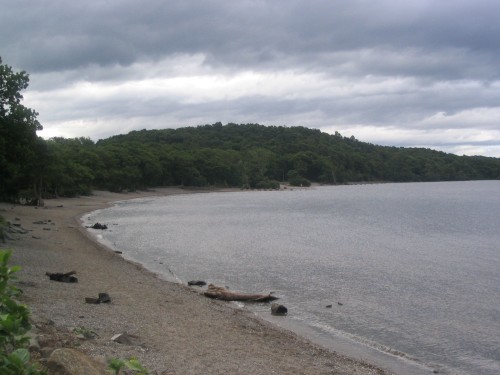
xmin=1 ymin=0 xmax=500 ymax=156
xmin=4 ymin=0 xmax=499 ymax=79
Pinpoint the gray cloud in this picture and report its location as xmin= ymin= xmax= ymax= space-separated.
xmin=1 ymin=0 xmax=500 ymax=156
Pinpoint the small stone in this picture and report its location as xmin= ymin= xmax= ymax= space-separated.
xmin=29 ymin=336 xmax=40 ymax=351
xmin=188 ymin=280 xmax=207 ymax=287
xmin=111 ymin=332 xmax=139 ymax=345
xmin=98 ymin=293 xmax=111 ymax=303
xmin=85 ymin=297 xmax=100 ymax=304
xmin=325 ymin=304 xmax=332 ymax=308
xmin=271 ymin=303 xmax=288 ymax=316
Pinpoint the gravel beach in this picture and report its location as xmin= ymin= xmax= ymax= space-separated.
xmin=1 ymin=188 xmax=393 ymax=374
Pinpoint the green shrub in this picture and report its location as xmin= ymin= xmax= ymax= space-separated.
xmin=255 ymin=179 xmax=280 ymax=190
xmin=288 ymin=176 xmax=311 ymax=187
xmin=108 ymin=357 xmax=149 ymax=375
xmin=0 ymin=249 xmax=44 ymax=374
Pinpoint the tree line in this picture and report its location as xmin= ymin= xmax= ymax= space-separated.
xmin=1 ymin=58 xmax=500 ymax=203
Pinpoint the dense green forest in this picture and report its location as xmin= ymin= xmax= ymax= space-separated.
xmin=1 ymin=58 xmax=500 ymax=203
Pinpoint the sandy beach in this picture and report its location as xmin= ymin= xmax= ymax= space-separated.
xmin=1 ymin=188 xmax=393 ymax=374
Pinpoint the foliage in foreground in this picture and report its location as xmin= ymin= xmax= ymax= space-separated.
xmin=0 ymin=249 xmax=44 ymax=374
xmin=108 ymin=357 xmax=150 ymax=375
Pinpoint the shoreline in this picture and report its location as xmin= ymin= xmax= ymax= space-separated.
xmin=1 ymin=188 xmax=394 ymax=374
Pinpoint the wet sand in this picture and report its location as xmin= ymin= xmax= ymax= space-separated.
xmin=1 ymin=188 xmax=392 ymax=374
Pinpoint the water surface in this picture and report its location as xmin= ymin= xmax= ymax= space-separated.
xmin=85 ymin=181 xmax=500 ymax=374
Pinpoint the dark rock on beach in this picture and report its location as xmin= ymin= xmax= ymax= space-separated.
xmin=85 ymin=293 xmax=112 ymax=304
xmin=188 ymin=280 xmax=207 ymax=287
xmin=88 ymin=222 xmax=108 ymax=230
xmin=271 ymin=303 xmax=288 ymax=316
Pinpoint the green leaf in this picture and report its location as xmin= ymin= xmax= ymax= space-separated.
xmin=11 ymin=348 xmax=30 ymax=364
xmin=108 ymin=358 xmax=125 ymax=374
xmin=125 ymin=357 xmax=149 ymax=374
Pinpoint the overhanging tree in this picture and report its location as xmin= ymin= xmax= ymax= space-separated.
xmin=0 ymin=57 xmax=43 ymax=202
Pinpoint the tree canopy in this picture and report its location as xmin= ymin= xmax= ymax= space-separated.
xmin=0 ymin=57 xmax=43 ymax=202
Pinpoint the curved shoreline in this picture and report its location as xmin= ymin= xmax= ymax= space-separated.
xmin=2 ymin=188 xmax=394 ymax=374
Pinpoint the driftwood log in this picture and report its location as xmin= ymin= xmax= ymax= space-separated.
xmin=204 ymin=284 xmax=278 ymax=302
xmin=46 ymin=271 xmax=78 ymax=283
xmin=188 ymin=280 xmax=207 ymax=287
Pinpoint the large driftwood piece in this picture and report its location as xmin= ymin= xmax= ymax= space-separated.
xmin=46 ymin=271 xmax=78 ymax=283
xmin=204 ymin=284 xmax=278 ymax=302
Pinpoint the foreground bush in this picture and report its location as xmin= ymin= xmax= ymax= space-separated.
xmin=0 ymin=249 xmax=44 ymax=374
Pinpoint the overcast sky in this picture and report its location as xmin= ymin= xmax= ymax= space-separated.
xmin=2 ymin=1 xmax=500 ymax=157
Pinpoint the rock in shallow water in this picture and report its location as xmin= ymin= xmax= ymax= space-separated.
xmin=271 ymin=303 xmax=288 ymax=316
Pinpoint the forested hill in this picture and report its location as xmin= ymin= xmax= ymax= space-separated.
xmin=98 ymin=123 xmax=499 ymax=186
xmin=90 ymin=122 xmax=498 ymax=191
xmin=2 ymin=121 xmax=500 ymax=202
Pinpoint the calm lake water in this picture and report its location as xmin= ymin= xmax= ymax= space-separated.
xmin=84 ymin=181 xmax=500 ymax=375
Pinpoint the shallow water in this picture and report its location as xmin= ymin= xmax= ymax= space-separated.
xmin=85 ymin=181 xmax=500 ymax=374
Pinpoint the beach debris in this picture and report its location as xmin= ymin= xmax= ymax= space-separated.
xmin=204 ymin=284 xmax=279 ymax=302
xmin=85 ymin=292 xmax=111 ymax=304
xmin=111 ymin=332 xmax=140 ymax=345
xmin=271 ymin=303 xmax=288 ymax=316
xmin=325 ymin=304 xmax=332 ymax=308
xmin=188 ymin=280 xmax=207 ymax=287
xmin=73 ymin=326 xmax=99 ymax=339
xmin=46 ymin=271 xmax=78 ymax=283
xmin=6 ymin=223 xmax=29 ymax=234
xmin=88 ymin=222 xmax=108 ymax=230
xmin=338 ymin=302 xmax=344 ymax=306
